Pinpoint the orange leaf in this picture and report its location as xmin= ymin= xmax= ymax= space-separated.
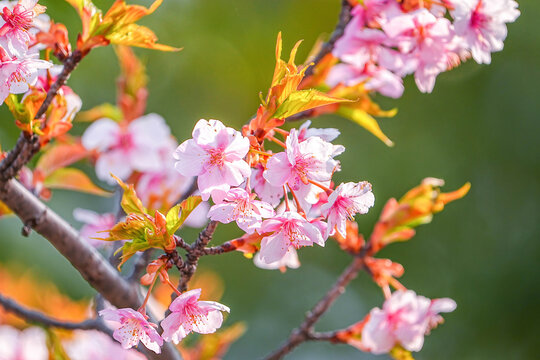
xmin=44 ymin=168 xmax=110 ymax=196
xmin=36 ymin=142 xmax=88 ymax=177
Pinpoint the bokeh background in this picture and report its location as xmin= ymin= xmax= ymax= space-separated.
xmin=1 ymin=0 xmax=539 ymax=359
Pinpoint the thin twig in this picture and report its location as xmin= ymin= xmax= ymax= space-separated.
xmin=176 ymin=221 xmax=218 ymax=293
xmin=0 ymin=179 xmax=182 ymax=360
xmin=263 ymin=256 xmax=364 ymax=360
xmin=0 ymin=50 xmax=83 ymax=181
xmin=0 ymin=293 xmax=111 ymax=334
xmin=304 ymin=0 xmax=353 ymax=78
xmin=201 ymin=241 xmax=239 ymax=255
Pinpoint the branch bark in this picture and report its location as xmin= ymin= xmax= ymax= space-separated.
xmin=304 ymin=0 xmax=353 ymax=78
xmin=0 ymin=293 xmax=111 ymax=334
xmin=263 ymin=256 xmax=364 ymax=360
xmin=0 ymin=179 xmax=182 ymax=360
xmin=0 ymin=51 xmax=83 ymax=181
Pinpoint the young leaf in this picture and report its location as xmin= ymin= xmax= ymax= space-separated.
xmin=273 ymin=89 xmax=352 ymax=119
xmin=165 ymin=196 xmax=202 ymax=235
xmin=112 ymin=174 xmax=146 ymax=215
xmin=36 ymin=142 xmax=89 ymax=177
xmin=44 ymin=168 xmax=110 ymax=196
xmin=337 ymin=106 xmax=394 ymax=147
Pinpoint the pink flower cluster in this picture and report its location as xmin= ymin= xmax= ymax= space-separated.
xmin=328 ymin=0 xmax=520 ymax=95
xmin=174 ymin=119 xmax=375 ymax=267
xmin=0 ymin=0 xmax=51 ymax=104
xmin=99 ymin=288 xmax=229 ymax=353
xmin=361 ymin=290 xmax=456 ymax=354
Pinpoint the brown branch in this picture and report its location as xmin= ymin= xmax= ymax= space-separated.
xmin=0 ymin=50 xmax=84 ymax=181
xmin=0 ymin=179 xmax=182 ymax=360
xmin=263 ymin=256 xmax=364 ymax=360
xmin=176 ymin=221 xmax=219 ymax=293
xmin=201 ymin=241 xmax=239 ymax=255
xmin=0 ymin=292 xmax=111 ymax=333
xmin=304 ymin=0 xmax=353 ymax=78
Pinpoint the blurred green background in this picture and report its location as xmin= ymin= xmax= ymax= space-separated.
xmin=1 ymin=0 xmax=539 ymax=359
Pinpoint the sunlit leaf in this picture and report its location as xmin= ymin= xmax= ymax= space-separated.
xmin=36 ymin=142 xmax=88 ymax=177
xmin=112 ymin=174 xmax=146 ymax=215
xmin=166 ymin=196 xmax=202 ymax=235
xmin=337 ymin=106 xmax=394 ymax=147
xmin=44 ymin=168 xmax=110 ymax=196
xmin=273 ymin=89 xmax=352 ymax=119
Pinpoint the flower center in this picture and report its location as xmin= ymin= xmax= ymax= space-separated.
xmin=207 ymin=148 xmax=225 ymax=168
xmin=470 ymin=1 xmax=489 ymax=30
xmin=283 ymin=221 xmax=308 ymax=249
xmin=2 ymin=6 xmax=33 ymax=31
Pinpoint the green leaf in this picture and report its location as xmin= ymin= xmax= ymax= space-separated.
xmin=166 ymin=195 xmax=202 ymax=235
xmin=112 ymin=174 xmax=146 ymax=215
xmin=337 ymin=106 xmax=394 ymax=147
xmin=273 ymin=89 xmax=352 ymax=119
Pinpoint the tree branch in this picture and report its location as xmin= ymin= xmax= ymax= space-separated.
xmin=176 ymin=221 xmax=219 ymax=293
xmin=0 ymin=179 xmax=182 ymax=360
xmin=263 ymin=256 xmax=364 ymax=360
xmin=0 ymin=50 xmax=83 ymax=181
xmin=0 ymin=292 xmax=111 ymax=333
xmin=304 ymin=0 xmax=353 ymax=78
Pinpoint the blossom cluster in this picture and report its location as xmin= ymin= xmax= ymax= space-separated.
xmin=328 ymin=0 xmax=520 ymax=95
xmin=99 ymin=289 xmax=230 ymax=353
xmin=361 ymin=290 xmax=456 ymax=354
xmin=174 ymin=119 xmax=375 ymax=268
xmin=0 ymin=0 xmax=51 ymax=104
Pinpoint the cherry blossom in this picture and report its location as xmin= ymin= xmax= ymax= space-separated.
xmin=321 ymin=181 xmax=375 ymax=238
xmin=207 ymin=187 xmax=275 ymax=233
xmin=0 ymin=48 xmax=51 ymax=104
xmin=82 ymin=113 xmax=171 ymax=184
xmin=99 ymin=308 xmax=163 ymax=353
xmin=298 ymin=120 xmax=340 ymax=142
xmin=64 ymin=330 xmax=145 ymax=360
xmin=73 ymin=208 xmax=116 ymax=247
xmin=253 ymin=247 xmax=300 ymax=271
xmin=263 ymin=129 xmax=344 ymax=190
xmin=0 ymin=0 xmax=45 ymax=57
xmin=258 ymin=211 xmax=325 ymax=264
xmin=361 ymin=290 xmax=456 ymax=354
xmin=250 ymin=163 xmax=283 ymax=207
xmin=326 ymin=62 xmax=404 ymax=98
xmin=174 ymin=119 xmax=251 ymax=203
xmin=452 ymin=0 xmax=520 ymax=64
xmin=382 ymin=9 xmax=455 ymax=93
xmin=0 ymin=325 xmax=48 ymax=360
xmin=161 ymin=288 xmax=230 ymax=344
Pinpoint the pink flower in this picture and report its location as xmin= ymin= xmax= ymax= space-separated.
xmin=361 ymin=290 xmax=456 ymax=354
xmin=298 ymin=120 xmax=340 ymax=142
xmin=174 ymin=119 xmax=251 ymax=203
xmin=326 ymin=62 xmax=404 ymax=98
xmin=208 ymin=187 xmax=275 ymax=233
xmin=0 ymin=0 xmax=45 ymax=57
xmin=73 ymin=208 xmax=116 ymax=247
xmin=161 ymin=288 xmax=230 ymax=344
xmin=382 ymin=9 xmax=455 ymax=93
xmin=82 ymin=114 xmax=171 ymax=184
xmin=135 ymin=138 xmax=194 ymax=211
xmin=321 ymin=181 xmax=375 ymax=238
xmin=263 ymin=129 xmax=341 ymax=191
xmin=258 ymin=211 xmax=325 ymax=264
xmin=0 ymin=325 xmax=48 ymax=360
xmin=0 ymin=48 xmax=51 ymax=104
xmin=99 ymin=308 xmax=163 ymax=353
xmin=64 ymin=330 xmax=145 ymax=360
xmin=253 ymin=247 xmax=300 ymax=271
xmin=250 ymin=163 xmax=283 ymax=207
xmin=452 ymin=0 xmax=519 ymax=64
xmin=334 ymin=26 xmax=388 ymax=68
